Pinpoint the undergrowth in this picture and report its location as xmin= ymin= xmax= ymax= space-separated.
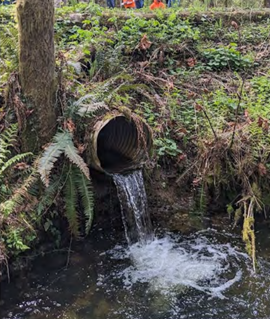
xmin=2 ymin=3 xmax=270 ymax=271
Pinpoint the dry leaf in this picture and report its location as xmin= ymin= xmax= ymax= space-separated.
xmin=166 ymin=82 xmax=174 ymax=90
xmin=0 ymin=111 xmax=5 ymax=122
xmin=258 ymin=116 xmax=264 ymax=127
xmin=177 ymin=154 xmax=187 ymax=162
xmin=231 ymin=20 xmax=239 ymax=30
xmin=195 ymin=103 xmax=203 ymax=111
xmin=77 ymin=143 xmax=86 ymax=154
xmin=258 ymin=163 xmax=267 ymax=176
xmin=177 ymin=127 xmax=188 ymax=135
xmin=138 ymin=34 xmax=152 ymax=51
xmin=187 ymin=91 xmax=196 ymax=99
xmin=14 ymin=162 xmax=30 ymax=170
xmin=64 ymin=119 xmax=76 ymax=133
xmin=192 ymin=178 xmax=202 ymax=187
xmin=137 ymin=61 xmax=149 ymax=68
xmin=186 ymin=57 xmax=197 ymax=67
xmin=263 ymin=119 xmax=269 ymax=132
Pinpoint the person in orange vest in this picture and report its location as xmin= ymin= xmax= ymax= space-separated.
xmin=149 ymin=0 xmax=165 ymax=9
xmin=122 ymin=0 xmax=136 ymax=8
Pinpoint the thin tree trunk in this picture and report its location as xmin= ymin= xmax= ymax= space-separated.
xmin=17 ymin=0 xmax=57 ymax=150
xmin=264 ymin=0 xmax=270 ymax=7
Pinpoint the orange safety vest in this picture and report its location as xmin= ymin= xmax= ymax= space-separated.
xmin=149 ymin=0 xmax=165 ymax=9
xmin=122 ymin=0 xmax=135 ymax=8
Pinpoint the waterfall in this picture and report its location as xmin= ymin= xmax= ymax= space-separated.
xmin=112 ymin=170 xmax=154 ymax=245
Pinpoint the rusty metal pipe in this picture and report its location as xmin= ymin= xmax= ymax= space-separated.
xmin=89 ymin=113 xmax=152 ymax=173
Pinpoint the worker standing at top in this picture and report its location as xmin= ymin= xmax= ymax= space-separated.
xmin=107 ymin=0 xmax=115 ymax=8
xmin=122 ymin=0 xmax=136 ymax=8
xmin=149 ymin=0 xmax=165 ymax=9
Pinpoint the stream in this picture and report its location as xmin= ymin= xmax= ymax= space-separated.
xmin=1 ymin=171 xmax=270 ymax=319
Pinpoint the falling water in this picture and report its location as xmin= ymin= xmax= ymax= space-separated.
xmin=111 ymin=170 xmax=244 ymax=301
xmin=112 ymin=170 xmax=154 ymax=245
xmin=4 ymin=169 xmax=270 ymax=319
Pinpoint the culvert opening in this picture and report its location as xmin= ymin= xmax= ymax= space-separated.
xmin=96 ymin=116 xmax=152 ymax=173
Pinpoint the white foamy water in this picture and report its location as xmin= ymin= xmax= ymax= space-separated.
xmin=113 ymin=171 xmax=154 ymax=245
xmin=106 ymin=232 xmax=247 ymax=299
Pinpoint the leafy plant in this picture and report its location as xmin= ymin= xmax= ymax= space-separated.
xmin=0 ymin=124 xmax=33 ymax=201
xmin=154 ymin=136 xmax=181 ymax=157
xmin=203 ymin=45 xmax=254 ymax=71
xmin=0 ymin=19 xmax=18 ymax=85
xmin=38 ymin=130 xmax=94 ymax=237
xmin=0 ymin=125 xmax=37 ymax=258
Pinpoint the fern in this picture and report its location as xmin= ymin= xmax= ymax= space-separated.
xmin=38 ymin=131 xmax=70 ymax=186
xmin=0 ymin=152 xmax=32 ymax=175
xmin=64 ymin=138 xmax=90 ymax=180
xmin=73 ymin=94 xmax=109 ymax=117
xmin=64 ymin=166 xmax=80 ymax=237
xmin=0 ymin=124 xmax=17 ymax=168
xmin=75 ymin=167 xmax=94 ymax=234
xmin=38 ymin=130 xmax=89 ymax=186
xmin=76 ymin=102 xmax=109 ymax=117
xmin=0 ymin=125 xmax=34 ymax=209
xmin=37 ymin=129 xmax=95 ymax=236
xmin=36 ymin=177 xmax=62 ymax=216
xmin=74 ymin=93 xmax=99 ymax=105
xmin=0 ymin=170 xmax=39 ymax=216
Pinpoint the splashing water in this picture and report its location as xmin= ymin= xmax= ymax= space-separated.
xmin=113 ymin=170 xmax=154 ymax=245
xmin=111 ymin=170 xmax=244 ymax=300
xmin=3 ymin=229 xmax=270 ymax=319
xmin=105 ymin=232 xmax=244 ymax=299
xmin=4 ymin=171 xmax=270 ymax=319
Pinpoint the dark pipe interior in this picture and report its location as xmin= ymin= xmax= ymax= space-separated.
xmin=97 ymin=117 xmax=143 ymax=173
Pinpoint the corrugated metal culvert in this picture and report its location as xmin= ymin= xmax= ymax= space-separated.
xmin=89 ymin=112 xmax=153 ymax=173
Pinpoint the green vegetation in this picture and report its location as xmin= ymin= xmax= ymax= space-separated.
xmin=2 ymin=2 xmax=270 ymax=271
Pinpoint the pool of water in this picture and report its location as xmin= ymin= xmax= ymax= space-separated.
xmin=1 ymin=226 xmax=270 ymax=319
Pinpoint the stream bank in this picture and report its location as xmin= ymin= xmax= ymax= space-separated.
xmin=2 ymin=3 xmax=270 ymax=290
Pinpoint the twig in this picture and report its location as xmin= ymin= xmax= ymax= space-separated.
xmin=5 ymin=257 xmax=10 ymax=283
xmin=65 ymin=236 xmax=73 ymax=269
xmin=229 ymin=76 xmax=245 ymax=149
xmin=176 ymin=161 xmax=198 ymax=184
xmin=201 ymin=105 xmax=218 ymax=141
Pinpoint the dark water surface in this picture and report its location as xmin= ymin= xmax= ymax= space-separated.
xmin=2 ymin=171 xmax=270 ymax=319
xmin=1 ymin=226 xmax=270 ymax=319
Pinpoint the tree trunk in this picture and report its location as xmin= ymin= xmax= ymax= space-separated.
xmin=17 ymin=0 xmax=57 ymax=150
xmin=264 ymin=0 xmax=270 ymax=7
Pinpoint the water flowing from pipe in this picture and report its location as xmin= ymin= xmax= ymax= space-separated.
xmin=112 ymin=170 xmax=244 ymax=301
xmin=113 ymin=170 xmax=154 ymax=245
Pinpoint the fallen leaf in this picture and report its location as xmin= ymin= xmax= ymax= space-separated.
xmin=14 ymin=162 xmax=30 ymax=170
xmin=177 ymin=154 xmax=187 ymax=162
xmin=258 ymin=163 xmax=267 ymax=176
xmin=138 ymin=34 xmax=152 ymax=51
xmin=77 ymin=143 xmax=86 ymax=154
xmin=231 ymin=20 xmax=239 ymax=30
xmin=192 ymin=178 xmax=202 ymax=187
xmin=166 ymin=82 xmax=174 ymax=90
xmin=137 ymin=61 xmax=149 ymax=68
xmin=263 ymin=119 xmax=269 ymax=132
xmin=64 ymin=119 xmax=76 ymax=133
xmin=0 ymin=111 xmax=5 ymax=122
xmin=186 ymin=57 xmax=197 ymax=67
xmin=187 ymin=91 xmax=196 ymax=99
xmin=26 ymin=109 xmax=34 ymax=117
xmin=195 ymin=103 xmax=203 ymax=111
xmin=258 ymin=116 xmax=264 ymax=127
xmin=177 ymin=127 xmax=188 ymax=135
